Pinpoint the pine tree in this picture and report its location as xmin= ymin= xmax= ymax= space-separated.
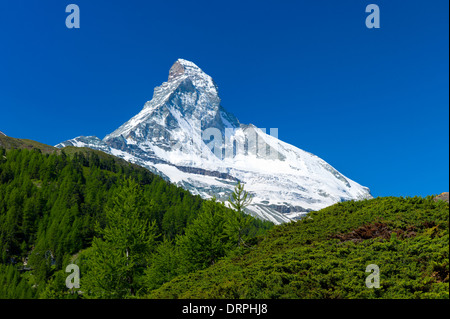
xmin=144 ymin=239 xmax=180 ymax=290
xmin=227 ymin=181 xmax=252 ymax=213
xmin=226 ymin=182 xmax=253 ymax=248
xmin=82 ymin=178 xmax=158 ymax=298
xmin=177 ymin=199 xmax=229 ymax=272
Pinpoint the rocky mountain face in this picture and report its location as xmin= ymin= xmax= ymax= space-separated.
xmin=434 ymin=192 xmax=449 ymax=204
xmin=56 ymin=59 xmax=372 ymax=224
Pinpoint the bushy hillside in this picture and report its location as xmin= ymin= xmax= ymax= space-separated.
xmin=148 ymin=196 xmax=449 ymax=299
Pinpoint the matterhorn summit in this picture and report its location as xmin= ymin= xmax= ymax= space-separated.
xmin=57 ymin=59 xmax=372 ymax=224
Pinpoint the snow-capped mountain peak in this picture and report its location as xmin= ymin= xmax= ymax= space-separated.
xmin=57 ymin=58 xmax=372 ymax=224
xmin=168 ymin=59 xmax=216 ymax=88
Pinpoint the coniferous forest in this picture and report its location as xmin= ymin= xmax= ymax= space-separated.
xmin=0 ymin=144 xmax=272 ymax=298
xmin=0 ymin=139 xmax=448 ymax=299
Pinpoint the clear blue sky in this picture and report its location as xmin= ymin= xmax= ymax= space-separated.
xmin=0 ymin=0 xmax=448 ymax=197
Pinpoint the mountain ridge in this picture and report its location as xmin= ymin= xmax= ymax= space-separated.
xmin=0 ymin=134 xmax=57 ymax=154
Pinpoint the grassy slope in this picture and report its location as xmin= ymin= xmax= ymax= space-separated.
xmin=148 ymin=196 xmax=449 ymax=299
xmin=0 ymin=135 xmax=57 ymax=154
